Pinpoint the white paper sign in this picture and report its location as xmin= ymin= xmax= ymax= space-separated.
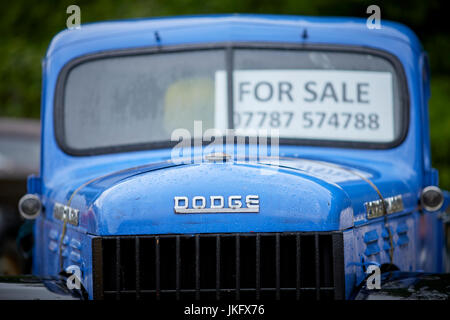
xmin=215 ymin=70 xmax=394 ymax=142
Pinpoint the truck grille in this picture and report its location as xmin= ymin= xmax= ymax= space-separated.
xmin=92 ymin=232 xmax=345 ymax=300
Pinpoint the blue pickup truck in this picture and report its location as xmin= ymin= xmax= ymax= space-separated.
xmin=10 ymin=14 xmax=450 ymax=300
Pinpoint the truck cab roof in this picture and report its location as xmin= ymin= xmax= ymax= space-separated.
xmin=46 ymin=14 xmax=423 ymax=59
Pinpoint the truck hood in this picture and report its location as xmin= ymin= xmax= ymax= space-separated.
xmin=58 ymin=157 xmax=415 ymax=235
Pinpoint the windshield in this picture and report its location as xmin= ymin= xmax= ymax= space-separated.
xmin=59 ymin=46 xmax=405 ymax=153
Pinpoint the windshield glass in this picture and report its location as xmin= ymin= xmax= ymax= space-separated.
xmin=60 ymin=47 xmax=405 ymax=153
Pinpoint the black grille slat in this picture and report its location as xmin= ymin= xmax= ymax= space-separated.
xmin=92 ymin=238 xmax=104 ymax=300
xmin=275 ymin=233 xmax=281 ymax=300
xmin=135 ymin=237 xmax=140 ymax=300
xmin=332 ymin=232 xmax=345 ymax=300
xmin=216 ymin=236 xmax=220 ymax=301
xmin=235 ymin=235 xmax=240 ymax=300
xmin=155 ymin=236 xmax=160 ymax=300
xmin=175 ymin=236 xmax=181 ymax=300
xmin=256 ymin=234 xmax=261 ymax=300
xmin=94 ymin=232 xmax=345 ymax=300
xmin=115 ymin=238 xmax=121 ymax=300
xmin=296 ymin=234 xmax=301 ymax=300
xmin=195 ymin=235 xmax=200 ymax=300
xmin=315 ymin=233 xmax=320 ymax=300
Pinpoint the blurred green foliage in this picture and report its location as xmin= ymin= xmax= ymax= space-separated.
xmin=0 ymin=0 xmax=448 ymax=188
xmin=429 ymin=76 xmax=450 ymax=189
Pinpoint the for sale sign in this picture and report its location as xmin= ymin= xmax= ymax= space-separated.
xmin=215 ymin=70 xmax=394 ymax=142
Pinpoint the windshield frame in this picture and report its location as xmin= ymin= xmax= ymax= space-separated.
xmin=54 ymin=42 xmax=409 ymax=156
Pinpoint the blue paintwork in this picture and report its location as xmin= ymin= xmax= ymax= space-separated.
xmin=31 ymin=14 xmax=448 ymax=299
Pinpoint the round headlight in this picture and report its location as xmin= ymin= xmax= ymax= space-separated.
xmin=18 ymin=194 xmax=42 ymax=219
xmin=420 ymin=186 xmax=444 ymax=212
